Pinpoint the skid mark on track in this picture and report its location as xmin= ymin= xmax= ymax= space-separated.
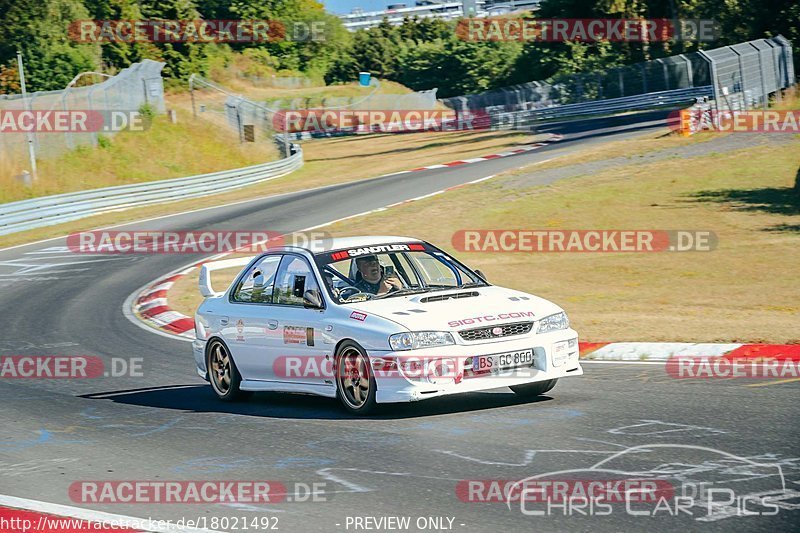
xmin=434 ymin=448 xmax=636 ymax=467
xmin=608 ymin=420 xmax=727 ymax=437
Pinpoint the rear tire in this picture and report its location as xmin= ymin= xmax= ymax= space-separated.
xmin=206 ymin=339 xmax=251 ymax=402
xmin=510 ymin=379 xmax=558 ymax=398
xmin=335 ymin=341 xmax=377 ymax=415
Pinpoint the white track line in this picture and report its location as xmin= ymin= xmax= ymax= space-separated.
xmin=0 ymin=494 xmax=222 ymax=532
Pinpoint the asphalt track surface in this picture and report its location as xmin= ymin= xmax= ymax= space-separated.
xmin=0 ymin=113 xmax=798 ymax=532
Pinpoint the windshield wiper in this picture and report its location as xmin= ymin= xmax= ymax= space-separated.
xmin=458 ymin=282 xmax=488 ymax=288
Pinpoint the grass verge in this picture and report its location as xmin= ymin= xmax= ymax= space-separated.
xmin=1 ymin=108 xmax=277 ymax=204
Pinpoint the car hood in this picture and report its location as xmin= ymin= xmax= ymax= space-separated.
xmin=345 ymin=285 xmax=563 ymax=332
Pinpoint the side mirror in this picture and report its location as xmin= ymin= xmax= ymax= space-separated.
xmin=303 ymin=289 xmax=324 ymax=309
xmin=474 ymin=269 xmax=487 ymax=282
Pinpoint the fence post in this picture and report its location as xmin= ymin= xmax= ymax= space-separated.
xmin=750 ymin=43 xmax=769 ymax=109
xmin=235 ymin=101 xmax=244 ymax=143
xmin=16 ymin=50 xmax=38 ymax=181
xmin=189 ymin=74 xmax=197 ymax=117
xmin=697 ymin=50 xmax=721 ymax=118
xmin=29 ymin=93 xmax=41 ymax=155
xmin=680 ymin=54 xmax=693 ymax=87
xmin=656 ymin=59 xmax=669 ymax=90
xmin=764 ymin=41 xmax=782 ymax=103
xmin=729 ymin=46 xmax=748 ymax=109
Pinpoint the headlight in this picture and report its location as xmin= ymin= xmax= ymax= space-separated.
xmin=389 ymin=331 xmax=455 ymax=351
xmin=537 ymin=312 xmax=569 ymax=334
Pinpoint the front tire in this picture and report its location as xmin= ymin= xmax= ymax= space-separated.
xmin=510 ymin=379 xmax=558 ymax=398
xmin=206 ymin=339 xmax=251 ymax=402
xmin=335 ymin=341 xmax=377 ymax=415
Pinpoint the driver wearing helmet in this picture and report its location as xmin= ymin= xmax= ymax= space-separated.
xmin=353 ymin=255 xmax=403 ymax=295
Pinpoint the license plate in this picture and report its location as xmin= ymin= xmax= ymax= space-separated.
xmin=473 ymin=349 xmax=534 ymax=373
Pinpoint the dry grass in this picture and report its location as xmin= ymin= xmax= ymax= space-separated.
xmin=294 ymin=139 xmax=800 ymax=344
xmin=226 ymin=79 xmax=414 ymax=104
xmin=771 ymin=86 xmax=799 ymax=111
xmin=0 ymin=107 xmax=277 ymax=204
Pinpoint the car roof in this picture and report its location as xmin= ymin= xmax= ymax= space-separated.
xmin=282 ymin=235 xmax=422 ymax=254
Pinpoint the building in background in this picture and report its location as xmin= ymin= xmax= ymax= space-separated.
xmin=337 ymin=0 xmax=541 ymax=31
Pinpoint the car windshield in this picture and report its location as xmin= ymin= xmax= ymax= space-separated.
xmin=315 ymin=242 xmax=487 ymax=304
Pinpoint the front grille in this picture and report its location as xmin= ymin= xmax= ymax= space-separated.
xmin=459 ymin=321 xmax=533 ymax=341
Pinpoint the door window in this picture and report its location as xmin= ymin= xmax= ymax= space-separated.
xmin=231 ymin=255 xmax=281 ymax=303
xmin=274 ymin=255 xmax=321 ymax=306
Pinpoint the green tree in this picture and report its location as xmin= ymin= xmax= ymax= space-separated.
xmin=398 ymin=37 xmax=522 ymax=97
xmin=0 ymin=0 xmax=101 ymax=92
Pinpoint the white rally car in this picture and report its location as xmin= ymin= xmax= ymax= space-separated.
xmin=192 ymin=236 xmax=582 ymax=414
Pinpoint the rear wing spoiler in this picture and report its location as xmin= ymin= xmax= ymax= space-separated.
xmin=198 ymin=257 xmax=253 ymax=297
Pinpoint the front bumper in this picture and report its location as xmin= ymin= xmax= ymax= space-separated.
xmin=373 ymin=328 xmax=581 ymax=403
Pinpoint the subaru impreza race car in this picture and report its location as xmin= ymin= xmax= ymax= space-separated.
xmin=192 ymin=236 xmax=582 ymax=414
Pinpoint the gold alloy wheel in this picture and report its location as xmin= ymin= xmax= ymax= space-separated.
xmin=338 ymin=346 xmax=371 ymax=409
xmin=209 ymin=341 xmax=231 ymax=395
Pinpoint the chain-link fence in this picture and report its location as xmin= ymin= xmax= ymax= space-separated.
xmin=189 ymin=74 xmax=289 ymax=154
xmin=442 ymin=36 xmax=794 ymax=116
xmin=0 ymin=59 xmax=165 ymax=179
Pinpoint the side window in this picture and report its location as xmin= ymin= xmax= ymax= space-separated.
xmin=231 ymin=255 xmax=281 ymax=303
xmin=274 ymin=255 xmax=321 ymax=306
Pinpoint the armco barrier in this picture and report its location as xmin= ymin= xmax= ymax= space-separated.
xmin=517 ymin=86 xmax=713 ymax=124
xmin=0 ymin=148 xmax=303 ymax=236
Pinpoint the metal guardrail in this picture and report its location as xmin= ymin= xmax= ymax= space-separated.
xmin=518 ymin=86 xmax=714 ymax=123
xmin=0 ymin=148 xmax=303 ymax=236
